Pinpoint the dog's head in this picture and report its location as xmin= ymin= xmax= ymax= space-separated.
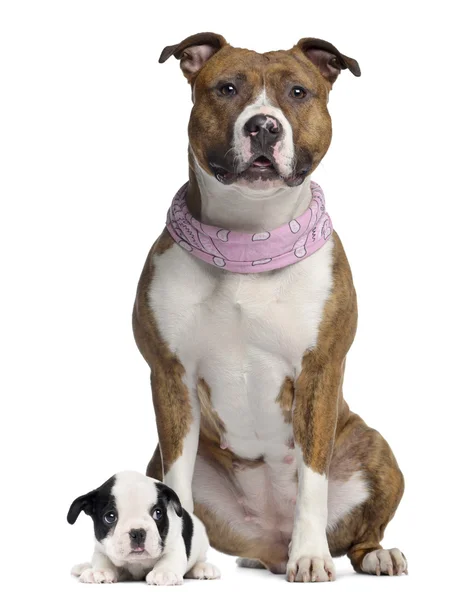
xmin=160 ymin=33 xmax=360 ymax=189
xmin=67 ymin=471 xmax=183 ymax=564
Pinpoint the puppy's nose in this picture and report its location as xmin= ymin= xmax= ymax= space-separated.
xmin=129 ymin=528 xmax=146 ymax=549
xmin=244 ymin=114 xmax=282 ymax=146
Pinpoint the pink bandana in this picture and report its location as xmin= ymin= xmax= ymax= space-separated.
xmin=166 ymin=181 xmax=333 ymax=274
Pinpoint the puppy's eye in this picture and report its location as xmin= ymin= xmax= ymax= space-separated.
xmin=152 ymin=508 xmax=163 ymax=521
xmin=290 ymin=86 xmax=307 ymax=99
xmin=219 ymin=83 xmax=237 ymax=97
xmin=103 ymin=511 xmax=117 ymax=525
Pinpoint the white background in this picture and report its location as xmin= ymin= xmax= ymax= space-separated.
xmin=1 ymin=1 xmax=471 ymax=598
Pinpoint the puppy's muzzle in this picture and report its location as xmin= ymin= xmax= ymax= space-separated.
xmin=129 ymin=528 xmax=146 ymax=551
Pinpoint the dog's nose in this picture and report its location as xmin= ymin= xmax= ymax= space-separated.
xmin=129 ymin=528 xmax=146 ymax=549
xmin=244 ymin=114 xmax=282 ymax=146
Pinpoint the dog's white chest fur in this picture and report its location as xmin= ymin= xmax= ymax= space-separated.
xmin=149 ymin=237 xmax=334 ymax=460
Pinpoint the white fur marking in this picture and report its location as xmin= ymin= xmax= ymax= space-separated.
xmin=327 ymin=471 xmax=370 ymax=531
xmin=232 ymin=89 xmax=295 ymax=177
xmin=287 ymin=454 xmax=335 ymax=582
xmin=150 ymin=239 xmax=334 ymax=464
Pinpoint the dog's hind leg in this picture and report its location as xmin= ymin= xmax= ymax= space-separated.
xmin=327 ymin=410 xmax=407 ymax=576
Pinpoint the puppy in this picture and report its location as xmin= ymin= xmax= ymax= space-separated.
xmin=67 ymin=470 xmax=220 ymax=585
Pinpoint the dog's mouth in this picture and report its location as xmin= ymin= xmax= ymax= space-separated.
xmin=210 ymin=154 xmax=309 ymax=187
xmin=250 ymin=155 xmax=276 ymax=170
xmin=210 ymin=154 xmax=279 ymax=185
xmin=128 ymin=548 xmax=149 ymax=559
xmin=239 ymin=154 xmax=280 ymax=181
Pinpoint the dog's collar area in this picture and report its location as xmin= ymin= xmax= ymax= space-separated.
xmin=166 ymin=181 xmax=333 ymax=274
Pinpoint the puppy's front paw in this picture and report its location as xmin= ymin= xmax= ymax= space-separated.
xmin=287 ymin=555 xmax=335 ymax=583
xmin=79 ymin=567 xmax=117 ymax=584
xmin=146 ymin=569 xmax=183 ymax=586
xmin=185 ymin=561 xmax=221 ymax=580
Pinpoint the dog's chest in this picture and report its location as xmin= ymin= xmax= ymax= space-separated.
xmin=149 ymin=238 xmax=333 ymax=459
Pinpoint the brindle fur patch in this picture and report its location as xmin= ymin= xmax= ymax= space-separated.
xmin=187 ymin=154 xmax=203 ymax=218
xmin=133 ymin=229 xmax=193 ymax=475
xmin=197 ymin=378 xmax=226 ymax=445
xmin=198 ymin=436 xmax=264 ymax=475
xmin=276 ymin=376 xmax=294 ymax=424
xmin=197 ymin=378 xmax=263 ymax=473
xmin=292 ymin=232 xmax=357 ymax=473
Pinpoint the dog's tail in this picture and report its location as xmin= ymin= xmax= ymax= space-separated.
xmin=71 ymin=563 xmax=92 ymax=577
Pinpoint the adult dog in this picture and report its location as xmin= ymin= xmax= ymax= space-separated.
xmin=133 ymin=33 xmax=406 ymax=582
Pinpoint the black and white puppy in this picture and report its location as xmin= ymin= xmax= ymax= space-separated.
xmin=68 ymin=470 xmax=220 ymax=585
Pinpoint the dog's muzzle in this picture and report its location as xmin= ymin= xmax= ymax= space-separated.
xmin=244 ymin=114 xmax=283 ymax=154
xmin=129 ymin=528 xmax=146 ymax=551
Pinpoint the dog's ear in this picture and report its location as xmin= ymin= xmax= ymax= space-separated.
xmin=296 ymin=38 xmax=361 ymax=85
xmin=159 ymin=32 xmax=227 ymax=81
xmin=156 ymin=483 xmax=183 ymax=518
xmin=67 ymin=490 xmax=97 ymax=524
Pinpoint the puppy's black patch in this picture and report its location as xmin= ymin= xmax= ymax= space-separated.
xmin=181 ymin=509 xmax=193 ymax=558
xmin=152 ymin=496 xmax=170 ymax=548
xmin=154 ymin=482 xmax=185 ymax=550
xmin=153 ymin=484 xmax=170 ymax=547
xmin=155 ymin=482 xmax=183 ymax=517
xmin=67 ymin=475 xmax=117 ymax=542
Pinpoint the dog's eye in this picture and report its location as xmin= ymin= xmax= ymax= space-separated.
xmin=219 ymin=83 xmax=237 ymax=97
xmin=290 ymin=86 xmax=307 ymax=99
xmin=152 ymin=508 xmax=163 ymax=521
xmin=103 ymin=511 xmax=117 ymax=525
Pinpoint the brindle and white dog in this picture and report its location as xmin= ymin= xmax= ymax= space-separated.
xmin=133 ymin=33 xmax=407 ymax=582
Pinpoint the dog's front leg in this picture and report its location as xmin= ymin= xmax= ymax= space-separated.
xmin=133 ymin=253 xmax=200 ymax=514
xmin=146 ymin=547 xmax=187 ymax=586
xmin=287 ymin=361 xmax=342 ymax=583
xmin=76 ymin=547 xmax=119 ymax=583
xmin=150 ymin=369 xmax=200 ymax=513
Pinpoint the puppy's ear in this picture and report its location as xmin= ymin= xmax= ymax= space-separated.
xmin=159 ymin=32 xmax=227 ymax=81
xmin=67 ymin=490 xmax=96 ymax=524
xmin=295 ymin=38 xmax=361 ymax=86
xmin=157 ymin=483 xmax=183 ymax=518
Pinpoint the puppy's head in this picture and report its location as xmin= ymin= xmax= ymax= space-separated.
xmin=160 ymin=33 xmax=360 ymax=190
xmin=67 ymin=471 xmax=182 ymax=563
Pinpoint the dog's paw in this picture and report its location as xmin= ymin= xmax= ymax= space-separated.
xmin=362 ymin=548 xmax=408 ymax=576
xmin=71 ymin=562 xmax=91 ymax=577
xmin=287 ymin=555 xmax=335 ymax=583
xmin=78 ymin=567 xmax=117 ymax=584
xmin=146 ymin=569 xmax=183 ymax=586
xmin=185 ymin=561 xmax=221 ymax=580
